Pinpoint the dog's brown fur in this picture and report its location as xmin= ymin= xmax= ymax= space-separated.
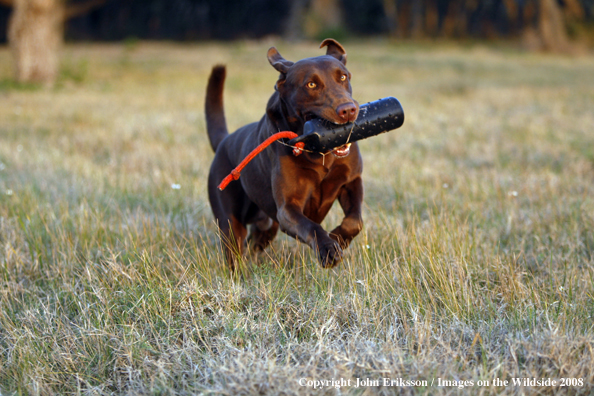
xmin=205 ymin=39 xmax=363 ymax=270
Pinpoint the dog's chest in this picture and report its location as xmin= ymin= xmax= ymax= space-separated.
xmin=301 ymin=166 xmax=350 ymax=222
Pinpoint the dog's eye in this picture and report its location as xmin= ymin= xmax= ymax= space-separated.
xmin=306 ymin=81 xmax=317 ymax=89
xmin=340 ymin=74 xmax=347 ymax=82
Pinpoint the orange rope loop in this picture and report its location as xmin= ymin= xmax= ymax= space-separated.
xmin=218 ymin=131 xmax=304 ymax=191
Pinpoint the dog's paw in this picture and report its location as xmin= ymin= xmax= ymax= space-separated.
xmin=329 ymin=229 xmax=350 ymax=249
xmin=318 ymin=240 xmax=344 ymax=268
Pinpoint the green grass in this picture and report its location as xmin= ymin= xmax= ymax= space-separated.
xmin=1 ymin=40 xmax=594 ymax=395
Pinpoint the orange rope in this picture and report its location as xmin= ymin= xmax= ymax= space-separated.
xmin=218 ymin=131 xmax=304 ymax=191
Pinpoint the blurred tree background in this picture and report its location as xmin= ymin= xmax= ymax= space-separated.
xmin=0 ymin=0 xmax=593 ymax=84
xmin=2 ymin=0 xmax=593 ymax=43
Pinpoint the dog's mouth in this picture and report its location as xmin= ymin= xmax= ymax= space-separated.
xmin=301 ymin=113 xmax=351 ymax=158
xmin=332 ymin=143 xmax=351 ymax=158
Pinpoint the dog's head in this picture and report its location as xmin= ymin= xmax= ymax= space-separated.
xmin=266 ymin=39 xmax=359 ymax=134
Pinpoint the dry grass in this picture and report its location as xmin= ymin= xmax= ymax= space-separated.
xmin=1 ymin=40 xmax=594 ymax=395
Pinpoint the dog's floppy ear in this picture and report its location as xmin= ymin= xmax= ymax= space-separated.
xmin=320 ymin=38 xmax=347 ymax=65
xmin=267 ymin=47 xmax=294 ymax=74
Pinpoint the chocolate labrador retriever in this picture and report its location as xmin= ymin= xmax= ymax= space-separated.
xmin=205 ymin=39 xmax=363 ymax=270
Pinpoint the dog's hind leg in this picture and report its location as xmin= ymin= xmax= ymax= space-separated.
xmin=248 ymin=213 xmax=279 ymax=252
xmin=208 ymin=156 xmax=249 ymax=271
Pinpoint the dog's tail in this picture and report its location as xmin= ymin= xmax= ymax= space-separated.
xmin=205 ymin=65 xmax=229 ymax=152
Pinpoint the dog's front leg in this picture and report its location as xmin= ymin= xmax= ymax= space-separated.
xmin=277 ymin=202 xmax=343 ymax=267
xmin=329 ymin=177 xmax=364 ymax=248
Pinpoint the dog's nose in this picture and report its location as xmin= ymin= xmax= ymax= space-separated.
xmin=336 ymin=102 xmax=358 ymax=122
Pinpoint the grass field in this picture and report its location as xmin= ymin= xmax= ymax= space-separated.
xmin=1 ymin=39 xmax=594 ymax=395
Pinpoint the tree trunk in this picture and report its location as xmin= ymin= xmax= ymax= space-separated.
xmin=303 ymin=0 xmax=344 ymax=39
xmin=503 ymin=0 xmax=520 ymax=37
xmin=441 ymin=0 xmax=466 ymax=38
xmin=284 ymin=0 xmax=308 ymax=40
xmin=397 ymin=1 xmax=412 ymax=38
xmin=410 ymin=0 xmax=424 ymax=39
xmin=537 ymin=0 xmax=570 ymax=52
xmin=8 ymin=0 xmax=64 ymax=85
xmin=425 ymin=0 xmax=439 ymax=37
xmin=383 ymin=0 xmax=398 ymax=38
